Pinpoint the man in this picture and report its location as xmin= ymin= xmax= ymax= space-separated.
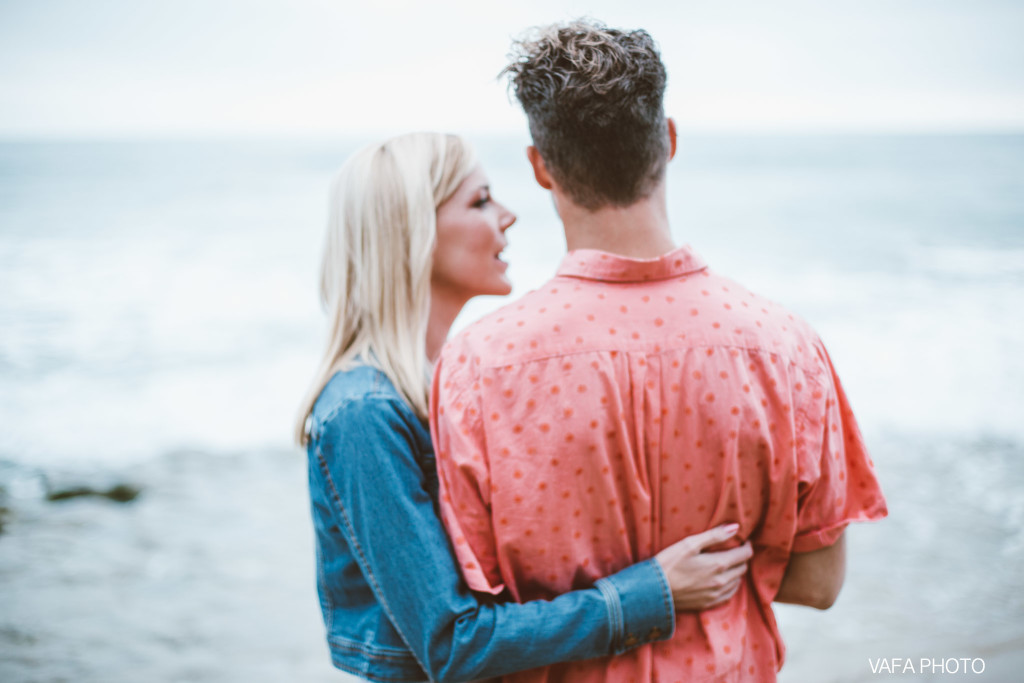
xmin=430 ymin=20 xmax=887 ymax=682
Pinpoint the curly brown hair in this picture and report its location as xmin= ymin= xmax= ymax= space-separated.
xmin=502 ymin=20 xmax=669 ymax=210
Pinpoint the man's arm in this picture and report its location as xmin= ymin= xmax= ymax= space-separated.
xmin=777 ymin=339 xmax=885 ymax=611
xmin=774 ymin=532 xmax=846 ymax=610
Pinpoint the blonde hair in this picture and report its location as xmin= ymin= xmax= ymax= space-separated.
xmin=294 ymin=133 xmax=477 ymax=445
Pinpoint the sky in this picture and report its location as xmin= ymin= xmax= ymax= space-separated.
xmin=0 ymin=0 xmax=1022 ymax=138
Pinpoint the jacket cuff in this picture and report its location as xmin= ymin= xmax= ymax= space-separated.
xmin=594 ymin=558 xmax=675 ymax=654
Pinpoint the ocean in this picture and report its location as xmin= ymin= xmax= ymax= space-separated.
xmin=1 ymin=133 xmax=1022 ymax=681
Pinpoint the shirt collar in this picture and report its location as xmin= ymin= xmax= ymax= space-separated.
xmin=556 ymin=244 xmax=708 ymax=283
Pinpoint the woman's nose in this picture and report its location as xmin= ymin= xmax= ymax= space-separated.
xmin=499 ymin=205 xmax=516 ymax=231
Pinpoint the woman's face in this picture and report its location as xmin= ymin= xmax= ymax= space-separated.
xmin=432 ymin=165 xmax=516 ymax=302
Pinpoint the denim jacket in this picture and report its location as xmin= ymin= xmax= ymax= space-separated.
xmin=306 ymin=365 xmax=675 ymax=682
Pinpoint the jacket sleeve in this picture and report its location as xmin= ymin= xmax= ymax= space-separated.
xmin=312 ymin=395 xmax=674 ymax=683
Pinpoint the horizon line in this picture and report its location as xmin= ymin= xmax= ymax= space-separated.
xmin=1 ymin=125 xmax=1023 ymax=144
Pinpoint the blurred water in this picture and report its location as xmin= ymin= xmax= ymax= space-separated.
xmin=2 ymin=135 xmax=1022 ymax=465
xmin=1 ymin=134 xmax=1022 ymax=681
xmin=0 ymin=139 xmax=348 ymax=464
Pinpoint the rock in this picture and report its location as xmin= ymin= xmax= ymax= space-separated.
xmin=46 ymin=484 xmax=142 ymax=503
xmin=104 ymin=484 xmax=141 ymax=503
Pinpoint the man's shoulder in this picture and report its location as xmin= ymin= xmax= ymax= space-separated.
xmin=443 ymin=285 xmax=555 ymax=361
xmin=696 ymin=269 xmax=828 ymax=364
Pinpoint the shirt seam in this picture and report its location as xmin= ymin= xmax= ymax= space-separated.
xmin=652 ymin=559 xmax=675 ymax=637
xmin=554 ymin=270 xmax=707 ymax=284
xmin=458 ymin=342 xmax=828 ymax=381
xmin=433 ymin=354 xmax=484 ymax=425
xmin=327 ymin=650 xmax=425 ymax=683
xmin=316 ymin=390 xmax=410 ymax=440
xmin=328 ymin=634 xmax=424 ymax=659
xmin=594 ymin=577 xmax=624 ymax=651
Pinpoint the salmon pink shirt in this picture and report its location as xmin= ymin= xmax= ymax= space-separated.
xmin=430 ymin=245 xmax=887 ymax=682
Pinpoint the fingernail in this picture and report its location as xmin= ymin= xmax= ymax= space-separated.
xmin=725 ymin=523 xmax=740 ymax=532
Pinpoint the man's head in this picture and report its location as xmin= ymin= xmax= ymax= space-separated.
xmin=503 ymin=19 xmax=671 ymax=211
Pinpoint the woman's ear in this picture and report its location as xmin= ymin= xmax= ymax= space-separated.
xmin=527 ymin=146 xmax=554 ymax=190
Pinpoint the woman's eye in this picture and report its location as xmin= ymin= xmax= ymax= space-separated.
xmin=473 ymin=195 xmax=491 ymax=208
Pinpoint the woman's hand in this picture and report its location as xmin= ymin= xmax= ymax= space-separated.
xmin=655 ymin=524 xmax=753 ymax=612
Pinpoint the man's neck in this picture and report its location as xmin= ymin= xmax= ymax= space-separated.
xmin=559 ymin=182 xmax=675 ymax=258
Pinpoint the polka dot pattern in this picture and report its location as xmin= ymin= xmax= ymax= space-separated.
xmin=431 ymin=245 xmax=887 ymax=682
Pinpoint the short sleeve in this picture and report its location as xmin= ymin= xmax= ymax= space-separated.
xmin=430 ymin=345 xmax=505 ymax=595
xmin=792 ymin=344 xmax=888 ymax=553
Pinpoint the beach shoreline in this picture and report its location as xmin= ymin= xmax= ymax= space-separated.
xmin=3 ymin=433 xmax=1021 ymax=682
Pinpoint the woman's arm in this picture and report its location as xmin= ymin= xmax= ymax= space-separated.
xmin=312 ymin=395 xmax=748 ymax=682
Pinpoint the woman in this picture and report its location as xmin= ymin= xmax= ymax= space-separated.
xmin=294 ymin=133 xmax=751 ymax=682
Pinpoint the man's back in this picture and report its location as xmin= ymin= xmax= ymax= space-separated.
xmin=431 ymin=246 xmax=887 ymax=681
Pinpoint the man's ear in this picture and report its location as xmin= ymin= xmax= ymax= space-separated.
xmin=667 ymin=117 xmax=678 ymax=161
xmin=527 ymin=146 xmax=554 ymax=190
